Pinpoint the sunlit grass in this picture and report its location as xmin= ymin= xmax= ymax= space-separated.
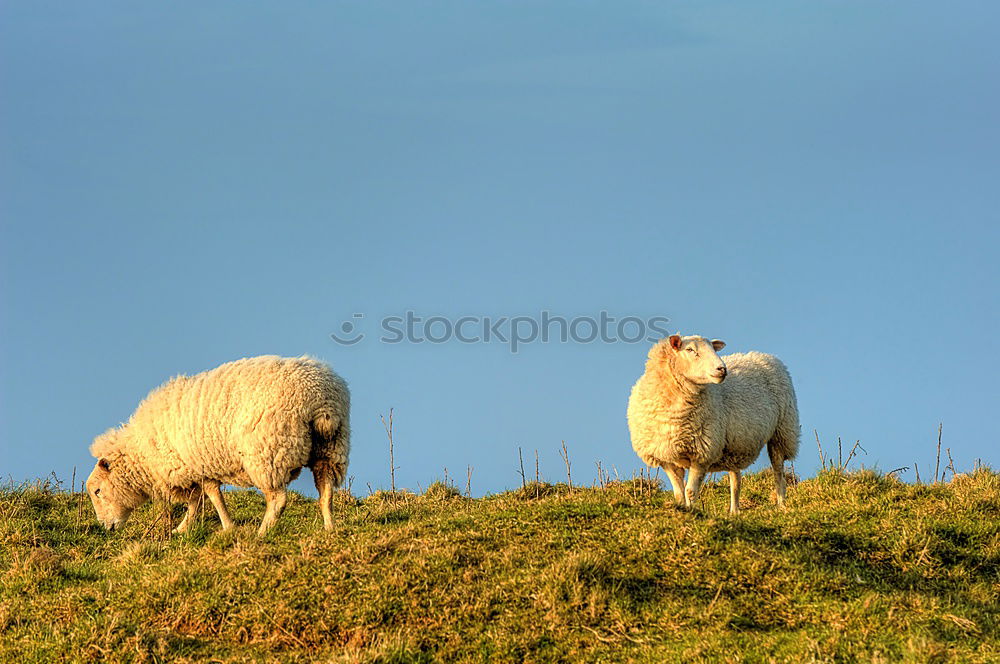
xmin=1 ymin=467 xmax=998 ymax=662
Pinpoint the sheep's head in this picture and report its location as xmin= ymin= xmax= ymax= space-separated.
xmin=651 ymin=334 xmax=728 ymax=384
xmin=87 ymin=430 xmax=147 ymax=531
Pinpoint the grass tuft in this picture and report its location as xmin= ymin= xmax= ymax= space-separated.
xmin=421 ymin=481 xmax=464 ymax=502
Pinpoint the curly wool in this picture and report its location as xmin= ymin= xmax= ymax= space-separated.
xmin=92 ymin=355 xmax=350 ymax=500
xmin=627 ymin=350 xmax=799 ymax=473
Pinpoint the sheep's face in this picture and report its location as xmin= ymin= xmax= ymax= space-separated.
xmin=86 ymin=458 xmax=141 ymax=531
xmin=659 ymin=335 xmax=728 ymax=384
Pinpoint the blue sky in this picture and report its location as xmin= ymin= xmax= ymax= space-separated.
xmin=2 ymin=2 xmax=997 ymax=496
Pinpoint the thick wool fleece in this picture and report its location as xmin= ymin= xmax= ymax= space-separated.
xmin=627 ymin=350 xmax=799 ymax=473
xmin=91 ymin=356 xmax=350 ymax=499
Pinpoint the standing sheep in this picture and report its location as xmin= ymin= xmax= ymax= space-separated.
xmin=627 ymin=335 xmax=799 ymax=514
xmin=86 ymin=355 xmax=350 ymax=535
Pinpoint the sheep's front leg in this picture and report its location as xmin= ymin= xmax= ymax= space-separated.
xmin=258 ymin=487 xmax=287 ymax=535
xmin=685 ymin=465 xmax=707 ymax=509
xmin=203 ymin=480 xmax=235 ymax=531
xmin=728 ymin=470 xmax=742 ymax=515
xmin=661 ymin=463 xmax=687 ymax=506
xmin=172 ymin=489 xmax=204 ymax=534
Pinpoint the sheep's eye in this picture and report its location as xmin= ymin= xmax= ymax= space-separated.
xmin=686 ymin=348 xmax=696 ymax=353
xmin=94 ymin=488 xmax=101 ymax=496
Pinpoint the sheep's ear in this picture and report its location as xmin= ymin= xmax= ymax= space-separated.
xmin=668 ymin=335 xmax=683 ymax=351
xmin=711 ymin=339 xmax=726 ymax=351
xmin=98 ymin=458 xmax=111 ymax=472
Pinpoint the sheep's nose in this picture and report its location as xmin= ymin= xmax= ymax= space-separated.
xmin=717 ymin=366 xmax=727 ymax=377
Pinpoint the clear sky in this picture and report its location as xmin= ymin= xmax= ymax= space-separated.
xmin=2 ymin=2 xmax=997 ymax=496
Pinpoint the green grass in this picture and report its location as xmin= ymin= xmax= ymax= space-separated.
xmin=2 ymin=467 xmax=998 ymax=663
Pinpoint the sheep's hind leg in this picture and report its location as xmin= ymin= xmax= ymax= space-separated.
xmin=728 ymin=470 xmax=742 ymax=515
xmin=312 ymin=459 xmax=336 ymax=531
xmin=685 ymin=465 xmax=707 ymax=510
xmin=203 ymin=480 xmax=236 ymax=531
xmin=258 ymin=487 xmax=288 ymax=535
xmin=661 ymin=463 xmax=687 ymax=506
xmin=768 ymin=442 xmax=788 ymax=508
xmin=172 ymin=488 xmax=204 ymax=534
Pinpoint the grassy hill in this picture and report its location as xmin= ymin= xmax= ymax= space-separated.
xmin=1 ymin=467 xmax=998 ymax=663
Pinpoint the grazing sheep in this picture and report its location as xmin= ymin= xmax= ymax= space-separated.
xmin=627 ymin=335 xmax=799 ymax=514
xmin=86 ymin=355 xmax=350 ymax=535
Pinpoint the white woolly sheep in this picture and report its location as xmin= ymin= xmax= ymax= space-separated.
xmin=627 ymin=335 xmax=799 ymax=514
xmin=86 ymin=355 xmax=350 ymax=535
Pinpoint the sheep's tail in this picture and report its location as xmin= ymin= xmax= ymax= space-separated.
xmin=310 ymin=409 xmax=350 ymax=488
xmin=770 ymin=410 xmax=800 ymax=463
xmin=768 ymin=372 xmax=800 ymax=463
